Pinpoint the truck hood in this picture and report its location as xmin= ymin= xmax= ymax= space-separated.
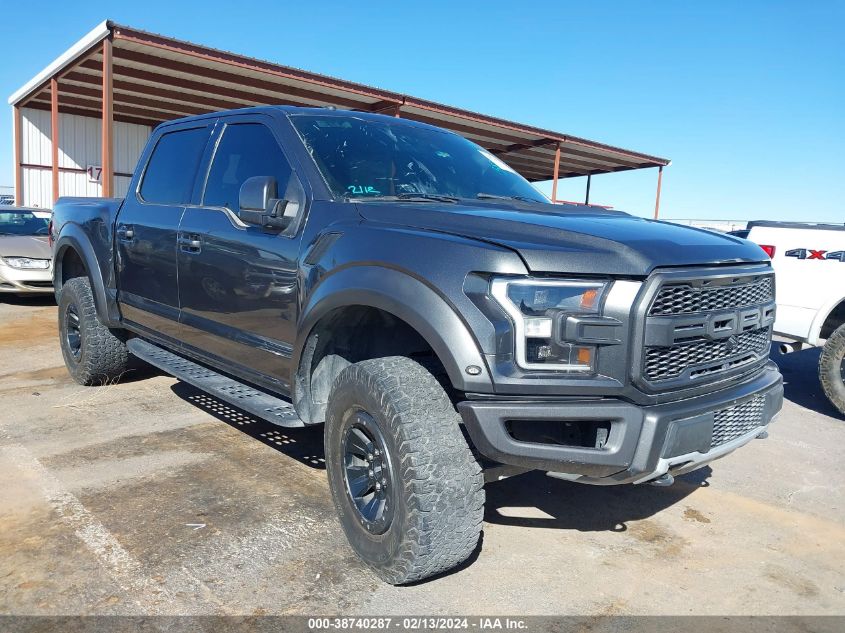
xmin=0 ymin=235 xmax=52 ymax=259
xmin=355 ymin=202 xmax=767 ymax=276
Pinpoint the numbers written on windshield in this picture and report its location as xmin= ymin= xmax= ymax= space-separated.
xmin=347 ymin=185 xmax=382 ymax=196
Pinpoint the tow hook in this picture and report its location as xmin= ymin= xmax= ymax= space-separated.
xmin=756 ymin=430 xmax=769 ymax=439
xmin=649 ymin=473 xmax=675 ymax=487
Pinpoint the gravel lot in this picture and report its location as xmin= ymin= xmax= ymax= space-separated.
xmin=1 ymin=295 xmax=843 ymax=616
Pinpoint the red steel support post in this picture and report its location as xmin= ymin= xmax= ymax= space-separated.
xmin=102 ymin=37 xmax=114 ymax=198
xmin=13 ymin=105 xmax=23 ymax=205
xmin=653 ymin=166 xmax=664 ymax=219
xmin=51 ymin=77 xmax=60 ymax=203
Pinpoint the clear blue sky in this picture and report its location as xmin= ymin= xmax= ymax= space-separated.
xmin=1 ymin=1 xmax=842 ymax=221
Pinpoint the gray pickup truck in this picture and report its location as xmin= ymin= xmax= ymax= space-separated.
xmin=51 ymin=106 xmax=783 ymax=584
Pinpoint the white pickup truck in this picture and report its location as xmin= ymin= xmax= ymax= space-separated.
xmin=746 ymin=221 xmax=845 ymax=415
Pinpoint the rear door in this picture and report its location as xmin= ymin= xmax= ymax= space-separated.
xmin=116 ymin=121 xmax=213 ymax=341
xmin=176 ymin=114 xmax=306 ymax=391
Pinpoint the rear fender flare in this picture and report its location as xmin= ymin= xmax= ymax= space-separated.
xmin=53 ymin=226 xmax=120 ymax=327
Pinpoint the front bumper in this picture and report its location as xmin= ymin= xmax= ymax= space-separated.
xmin=0 ymin=264 xmax=54 ymax=294
xmin=457 ymin=362 xmax=783 ymax=485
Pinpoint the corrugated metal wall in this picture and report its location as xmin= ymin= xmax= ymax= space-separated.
xmin=20 ymin=107 xmax=151 ymax=208
xmin=20 ymin=109 xmax=52 ymax=205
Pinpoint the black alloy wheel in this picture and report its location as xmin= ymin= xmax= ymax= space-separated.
xmin=341 ymin=410 xmax=395 ymax=534
xmin=64 ymin=303 xmax=82 ymax=360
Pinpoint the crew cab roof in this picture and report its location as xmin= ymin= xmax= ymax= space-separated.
xmin=156 ymin=105 xmax=446 ymax=133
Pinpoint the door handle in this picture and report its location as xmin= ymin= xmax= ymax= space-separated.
xmin=178 ymin=233 xmax=202 ymax=253
xmin=117 ymin=225 xmax=134 ymax=241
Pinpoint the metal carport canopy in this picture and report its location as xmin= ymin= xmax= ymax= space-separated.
xmin=8 ymin=20 xmax=670 ymax=195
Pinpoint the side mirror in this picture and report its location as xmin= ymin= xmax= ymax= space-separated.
xmin=238 ymin=176 xmax=291 ymax=230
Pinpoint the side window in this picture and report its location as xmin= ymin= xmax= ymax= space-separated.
xmin=139 ymin=127 xmax=209 ymax=205
xmin=203 ymin=123 xmax=294 ymax=211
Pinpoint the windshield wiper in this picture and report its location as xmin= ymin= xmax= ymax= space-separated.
xmin=347 ymin=193 xmax=459 ymax=204
xmin=476 ymin=193 xmax=540 ymax=203
xmin=397 ymin=192 xmax=460 ymax=203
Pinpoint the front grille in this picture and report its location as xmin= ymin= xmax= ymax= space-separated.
xmin=644 ymin=327 xmax=771 ymax=381
xmin=638 ymin=269 xmax=775 ymax=390
xmin=711 ymin=396 xmax=766 ymax=447
xmin=649 ymin=277 xmax=773 ymax=316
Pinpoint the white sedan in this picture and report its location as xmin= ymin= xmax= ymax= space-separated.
xmin=0 ymin=208 xmax=54 ymax=295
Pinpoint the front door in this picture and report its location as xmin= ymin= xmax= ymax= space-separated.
xmin=115 ymin=122 xmax=212 ymax=341
xmin=177 ymin=116 xmax=305 ymax=392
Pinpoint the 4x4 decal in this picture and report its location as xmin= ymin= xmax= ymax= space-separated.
xmin=785 ymin=248 xmax=845 ymax=261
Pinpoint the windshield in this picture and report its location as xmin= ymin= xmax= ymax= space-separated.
xmin=0 ymin=210 xmax=49 ymax=236
xmin=290 ymin=114 xmax=548 ymax=203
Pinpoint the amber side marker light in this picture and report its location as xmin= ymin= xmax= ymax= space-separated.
xmin=576 ymin=347 xmax=593 ymax=365
xmin=580 ymin=288 xmax=599 ymax=310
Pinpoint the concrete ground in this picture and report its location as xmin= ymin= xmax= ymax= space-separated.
xmin=1 ymin=295 xmax=843 ymax=616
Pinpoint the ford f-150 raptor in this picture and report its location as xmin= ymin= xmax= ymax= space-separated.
xmin=51 ymin=106 xmax=783 ymax=584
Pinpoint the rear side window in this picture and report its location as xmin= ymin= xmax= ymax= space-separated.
xmin=203 ymin=123 xmax=293 ymax=210
xmin=139 ymin=127 xmax=209 ymax=205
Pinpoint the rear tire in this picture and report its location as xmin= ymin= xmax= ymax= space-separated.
xmin=58 ymin=277 xmax=131 ymax=385
xmin=325 ymin=356 xmax=485 ymax=584
xmin=819 ymin=323 xmax=845 ymax=417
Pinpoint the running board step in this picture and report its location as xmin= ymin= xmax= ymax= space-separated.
xmin=127 ymin=338 xmax=304 ymax=428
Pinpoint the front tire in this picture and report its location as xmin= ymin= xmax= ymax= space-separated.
xmin=325 ymin=356 xmax=485 ymax=584
xmin=58 ymin=277 xmax=131 ymax=385
xmin=819 ymin=323 xmax=845 ymax=416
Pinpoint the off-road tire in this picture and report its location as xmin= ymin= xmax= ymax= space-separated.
xmin=819 ymin=323 xmax=845 ymax=416
xmin=58 ymin=277 xmax=131 ymax=386
xmin=325 ymin=356 xmax=485 ymax=584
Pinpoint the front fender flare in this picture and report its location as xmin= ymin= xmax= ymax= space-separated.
xmin=295 ymin=266 xmax=493 ymax=393
xmin=53 ymin=226 xmax=120 ymax=327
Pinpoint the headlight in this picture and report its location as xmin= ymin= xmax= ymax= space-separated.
xmin=490 ymin=277 xmax=609 ymax=371
xmin=2 ymin=257 xmax=51 ymax=270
